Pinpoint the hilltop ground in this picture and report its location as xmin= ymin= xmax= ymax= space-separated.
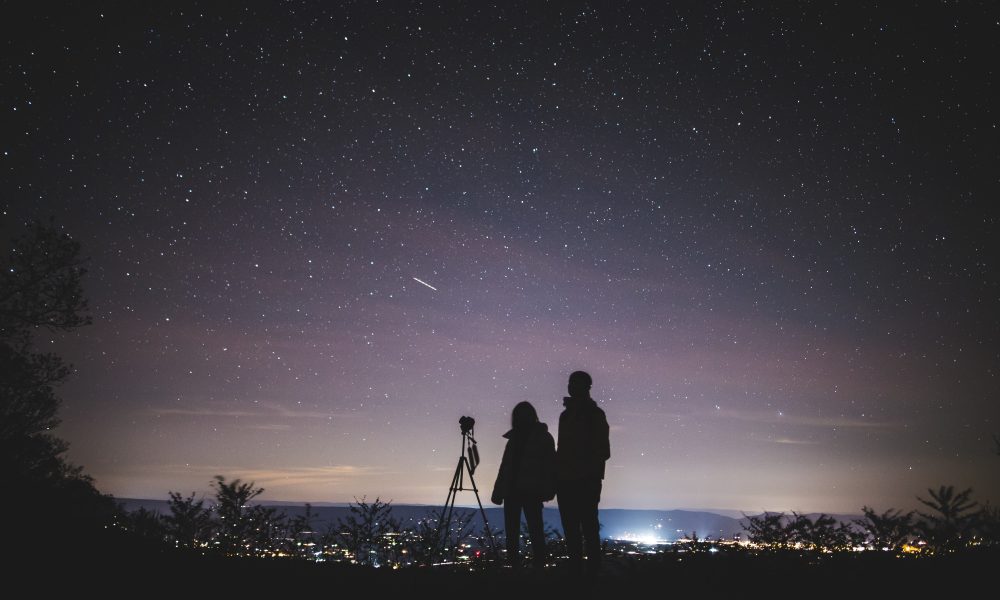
xmin=27 ymin=529 xmax=995 ymax=597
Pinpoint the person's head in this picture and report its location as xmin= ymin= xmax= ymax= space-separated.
xmin=511 ymin=401 xmax=539 ymax=430
xmin=567 ymin=370 xmax=592 ymax=399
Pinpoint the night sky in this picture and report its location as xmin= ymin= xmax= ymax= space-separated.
xmin=3 ymin=2 xmax=998 ymax=514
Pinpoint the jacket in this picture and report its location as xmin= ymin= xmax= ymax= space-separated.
xmin=491 ymin=421 xmax=557 ymax=504
xmin=556 ymin=396 xmax=610 ymax=481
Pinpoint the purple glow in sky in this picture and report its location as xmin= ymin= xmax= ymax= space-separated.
xmin=3 ymin=3 xmax=998 ymax=513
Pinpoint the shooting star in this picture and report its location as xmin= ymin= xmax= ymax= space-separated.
xmin=412 ymin=277 xmax=438 ymax=291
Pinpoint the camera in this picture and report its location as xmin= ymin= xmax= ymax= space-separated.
xmin=459 ymin=415 xmax=475 ymax=435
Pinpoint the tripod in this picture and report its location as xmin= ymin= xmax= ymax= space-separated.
xmin=434 ymin=423 xmax=497 ymax=561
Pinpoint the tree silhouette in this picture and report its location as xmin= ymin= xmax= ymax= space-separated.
xmin=211 ymin=475 xmax=279 ymax=556
xmin=974 ymin=503 xmax=1000 ymax=547
xmin=741 ymin=512 xmax=789 ymax=549
xmin=333 ymin=496 xmax=401 ymax=567
xmin=1 ymin=219 xmax=91 ymax=480
xmin=164 ymin=491 xmax=215 ymax=551
xmin=0 ymin=219 xmax=112 ymax=544
xmin=787 ymin=513 xmax=854 ymax=552
xmin=916 ymin=485 xmax=978 ymax=553
xmin=854 ymin=506 xmax=914 ymax=551
xmin=403 ymin=508 xmax=446 ymax=566
xmin=278 ymin=502 xmax=317 ymax=559
xmin=120 ymin=506 xmax=166 ymax=542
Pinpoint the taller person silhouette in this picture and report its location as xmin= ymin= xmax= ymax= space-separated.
xmin=556 ymin=370 xmax=610 ymax=576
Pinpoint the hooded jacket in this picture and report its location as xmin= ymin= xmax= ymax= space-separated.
xmin=556 ymin=396 xmax=610 ymax=481
xmin=491 ymin=421 xmax=557 ymax=503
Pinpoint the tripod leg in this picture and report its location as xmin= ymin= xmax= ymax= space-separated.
xmin=434 ymin=458 xmax=465 ymax=561
xmin=464 ymin=461 xmax=498 ymax=557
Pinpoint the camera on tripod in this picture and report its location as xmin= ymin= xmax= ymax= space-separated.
xmin=457 ymin=416 xmax=480 ymax=472
xmin=434 ymin=413 xmax=497 ymax=558
xmin=459 ymin=415 xmax=475 ymax=435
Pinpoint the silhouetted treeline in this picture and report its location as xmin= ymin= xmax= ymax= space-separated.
xmin=741 ymin=485 xmax=999 ymax=554
xmin=1 ymin=220 xmax=116 ymax=552
xmin=117 ymin=476 xmax=494 ymax=566
xmin=113 ymin=474 xmax=1000 ymax=570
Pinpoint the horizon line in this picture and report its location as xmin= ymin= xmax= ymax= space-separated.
xmin=114 ymin=497 xmax=866 ymax=516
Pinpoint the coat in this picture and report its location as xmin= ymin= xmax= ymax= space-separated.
xmin=491 ymin=421 xmax=556 ymax=504
xmin=556 ymin=396 xmax=610 ymax=482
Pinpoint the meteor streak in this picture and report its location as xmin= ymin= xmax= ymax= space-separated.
xmin=412 ymin=277 xmax=438 ymax=291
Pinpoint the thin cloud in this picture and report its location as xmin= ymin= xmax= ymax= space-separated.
xmin=771 ymin=437 xmax=822 ymax=445
xmin=149 ymin=463 xmax=378 ymax=488
xmin=152 ymin=400 xmax=356 ymax=421
xmin=711 ymin=407 xmax=899 ymax=430
xmin=241 ymin=423 xmax=293 ymax=431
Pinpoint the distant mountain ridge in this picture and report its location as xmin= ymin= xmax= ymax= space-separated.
xmin=116 ymin=498 xmax=863 ymax=541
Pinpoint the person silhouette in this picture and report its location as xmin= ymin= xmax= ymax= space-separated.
xmin=491 ymin=401 xmax=556 ymax=570
xmin=556 ymin=370 xmax=610 ymax=576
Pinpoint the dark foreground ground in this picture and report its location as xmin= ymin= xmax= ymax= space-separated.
xmin=19 ymin=528 xmax=994 ymax=598
xmin=131 ymin=550 xmax=993 ymax=596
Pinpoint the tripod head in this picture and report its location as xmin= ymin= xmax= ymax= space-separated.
xmin=458 ymin=415 xmax=480 ymax=473
xmin=459 ymin=415 xmax=475 ymax=435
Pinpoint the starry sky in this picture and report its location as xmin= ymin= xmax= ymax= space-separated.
xmin=3 ymin=2 xmax=998 ymax=514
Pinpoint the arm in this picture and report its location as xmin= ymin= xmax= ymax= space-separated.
xmin=541 ymin=432 xmax=557 ymax=501
xmin=491 ymin=442 xmax=510 ymax=505
xmin=597 ymin=412 xmax=610 ymax=462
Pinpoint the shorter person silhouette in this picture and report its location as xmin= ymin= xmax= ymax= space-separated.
xmin=491 ymin=401 xmax=556 ymax=569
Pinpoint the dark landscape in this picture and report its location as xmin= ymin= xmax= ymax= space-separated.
xmin=22 ymin=523 xmax=998 ymax=596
